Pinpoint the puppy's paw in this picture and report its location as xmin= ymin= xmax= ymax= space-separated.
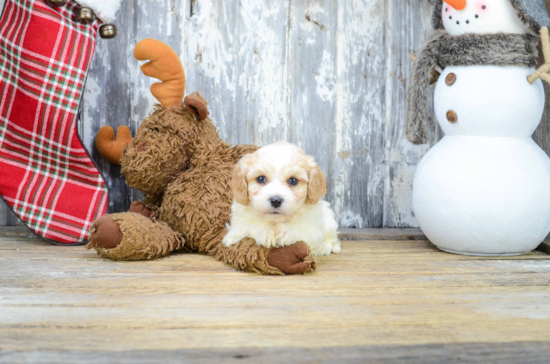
xmin=331 ymin=241 xmax=341 ymax=254
xmin=222 ymin=232 xmax=240 ymax=247
xmin=261 ymin=230 xmax=278 ymax=248
xmin=321 ymin=243 xmax=333 ymax=256
xmin=276 ymin=229 xmax=295 ymax=247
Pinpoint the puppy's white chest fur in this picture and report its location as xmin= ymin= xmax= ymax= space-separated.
xmin=223 ymin=200 xmax=341 ymax=256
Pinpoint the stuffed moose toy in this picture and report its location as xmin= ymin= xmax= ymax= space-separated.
xmin=90 ymin=39 xmax=316 ymax=275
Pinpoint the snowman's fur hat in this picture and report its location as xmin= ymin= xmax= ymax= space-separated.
xmin=433 ymin=0 xmax=550 ymax=33
xmin=406 ymin=0 xmax=549 ymax=145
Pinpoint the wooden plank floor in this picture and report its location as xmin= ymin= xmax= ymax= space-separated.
xmin=1 ymin=233 xmax=550 ymax=363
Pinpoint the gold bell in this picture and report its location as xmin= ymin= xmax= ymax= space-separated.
xmin=99 ymin=24 xmax=117 ymax=39
xmin=47 ymin=0 xmax=67 ymax=6
xmin=77 ymin=7 xmax=95 ymax=24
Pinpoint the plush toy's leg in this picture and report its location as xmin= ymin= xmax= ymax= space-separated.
xmin=128 ymin=200 xmax=156 ymax=218
xmin=86 ymin=212 xmax=185 ymax=261
xmin=212 ymin=237 xmax=316 ymax=275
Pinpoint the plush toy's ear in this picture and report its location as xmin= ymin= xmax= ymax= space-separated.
xmin=134 ymin=39 xmax=186 ymax=108
xmin=231 ymin=155 xmax=251 ymax=205
xmin=184 ymin=92 xmax=210 ymax=121
xmin=95 ymin=125 xmax=133 ymax=165
xmin=306 ymin=161 xmax=327 ymax=205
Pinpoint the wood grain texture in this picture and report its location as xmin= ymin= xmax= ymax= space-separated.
xmin=0 ymin=236 xmax=549 ymax=362
xmin=288 ymin=0 xmax=337 ymax=222
xmin=0 ymin=199 xmax=20 ymax=226
xmin=2 ymin=342 xmax=550 ymax=364
xmin=384 ymin=0 xmax=439 ymax=228
xmin=1 ymin=0 xmax=550 ymax=229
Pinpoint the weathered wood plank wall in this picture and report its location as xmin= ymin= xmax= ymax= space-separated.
xmin=1 ymin=0 xmax=550 ymax=228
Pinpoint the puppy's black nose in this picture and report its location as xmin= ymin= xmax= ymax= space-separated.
xmin=270 ymin=197 xmax=283 ymax=208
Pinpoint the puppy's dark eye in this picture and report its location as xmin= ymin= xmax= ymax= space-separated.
xmin=288 ymin=178 xmax=299 ymax=186
xmin=256 ymin=176 xmax=267 ymax=184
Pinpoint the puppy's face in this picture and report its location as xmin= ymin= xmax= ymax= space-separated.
xmin=231 ymin=142 xmax=327 ymax=221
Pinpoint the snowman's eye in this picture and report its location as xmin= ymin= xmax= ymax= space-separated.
xmin=445 ymin=8 xmax=448 ymax=12
xmin=482 ymin=5 xmax=486 ymax=9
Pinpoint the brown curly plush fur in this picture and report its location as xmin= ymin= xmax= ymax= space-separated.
xmin=87 ymin=93 xmax=316 ymax=275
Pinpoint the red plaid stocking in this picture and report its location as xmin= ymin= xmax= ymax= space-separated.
xmin=0 ymin=0 xmax=108 ymax=244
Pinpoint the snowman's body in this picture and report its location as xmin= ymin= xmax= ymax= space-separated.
xmin=412 ymin=0 xmax=550 ymax=255
xmin=414 ymin=65 xmax=550 ymax=255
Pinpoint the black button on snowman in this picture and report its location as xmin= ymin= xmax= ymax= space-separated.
xmin=406 ymin=0 xmax=550 ymax=256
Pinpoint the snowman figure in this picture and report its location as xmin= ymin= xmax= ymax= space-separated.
xmin=406 ymin=0 xmax=550 ymax=255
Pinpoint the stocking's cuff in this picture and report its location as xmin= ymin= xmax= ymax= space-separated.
xmin=73 ymin=0 xmax=122 ymax=23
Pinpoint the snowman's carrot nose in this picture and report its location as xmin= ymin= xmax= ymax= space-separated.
xmin=445 ymin=0 xmax=466 ymax=10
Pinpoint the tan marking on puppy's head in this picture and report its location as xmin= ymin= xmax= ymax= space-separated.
xmin=231 ymin=153 xmax=255 ymax=205
xmin=304 ymin=155 xmax=327 ymax=205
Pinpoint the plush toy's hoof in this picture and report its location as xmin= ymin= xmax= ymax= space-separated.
xmin=267 ymin=242 xmax=316 ymax=275
xmin=129 ymin=201 xmax=154 ymax=218
xmin=90 ymin=215 xmax=123 ymax=250
xmin=86 ymin=213 xmax=185 ymax=261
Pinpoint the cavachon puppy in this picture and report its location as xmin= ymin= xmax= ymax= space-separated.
xmin=223 ymin=142 xmax=341 ymax=256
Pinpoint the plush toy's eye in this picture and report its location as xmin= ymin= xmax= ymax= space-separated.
xmin=256 ymin=176 xmax=267 ymax=184
xmin=288 ymin=178 xmax=299 ymax=186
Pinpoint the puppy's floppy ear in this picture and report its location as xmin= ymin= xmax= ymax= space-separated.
xmin=306 ymin=160 xmax=327 ymax=205
xmin=231 ymin=155 xmax=251 ymax=205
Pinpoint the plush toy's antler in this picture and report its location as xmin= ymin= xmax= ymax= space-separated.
xmin=95 ymin=125 xmax=133 ymax=164
xmin=134 ymin=39 xmax=186 ymax=108
xmin=528 ymin=27 xmax=550 ymax=84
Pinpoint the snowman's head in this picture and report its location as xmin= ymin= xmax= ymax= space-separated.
xmin=440 ymin=0 xmax=529 ymax=35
